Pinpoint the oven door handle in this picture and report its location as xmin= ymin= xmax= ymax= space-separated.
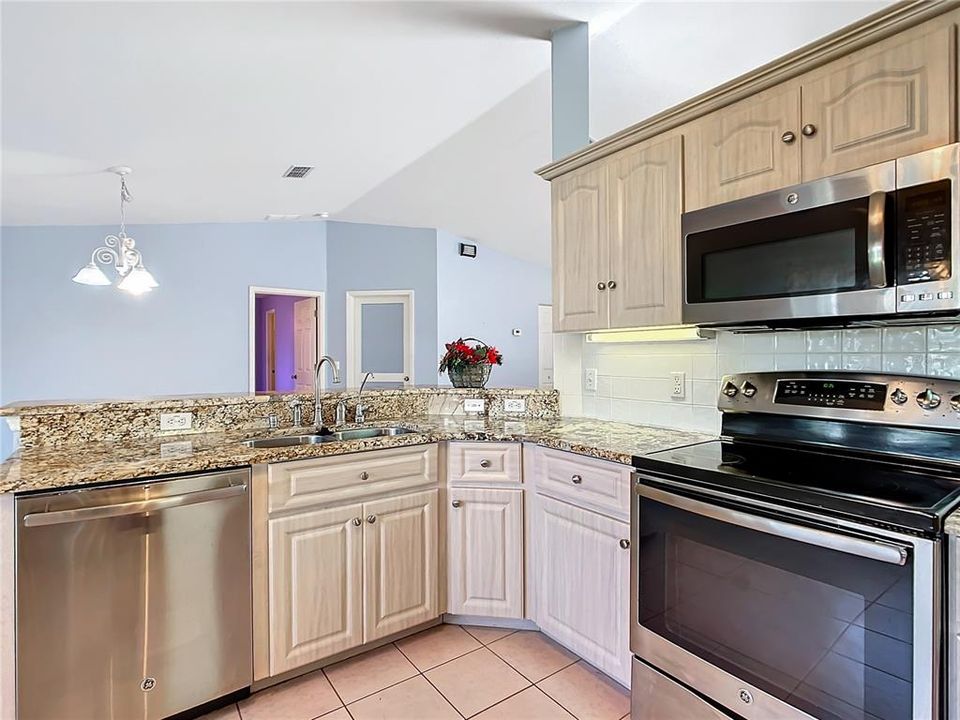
xmin=867 ymin=190 xmax=888 ymax=288
xmin=638 ymin=484 xmax=910 ymax=566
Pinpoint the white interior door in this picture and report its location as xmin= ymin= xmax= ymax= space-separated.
xmin=293 ymin=298 xmax=318 ymax=393
xmin=346 ymin=291 xmax=414 ymax=388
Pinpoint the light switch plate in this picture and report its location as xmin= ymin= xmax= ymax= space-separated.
xmin=584 ymin=368 xmax=598 ymax=393
xmin=463 ymin=398 xmax=485 ymax=413
xmin=504 ymin=398 xmax=526 ymax=413
xmin=160 ymin=412 xmax=192 ymax=431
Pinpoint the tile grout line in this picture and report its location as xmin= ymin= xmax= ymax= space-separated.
xmin=393 ymin=638 xmax=468 ymax=720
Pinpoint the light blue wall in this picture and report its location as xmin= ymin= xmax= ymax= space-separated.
xmin=0 ymin=222 xmax=327 ymax=409
xmin=551 ymin=22 xmax=590 ymax=160
xmin=437 ymin=230 xmax=551 ymax=388
xmin=325 ymin=221 xmax=439 ymax=386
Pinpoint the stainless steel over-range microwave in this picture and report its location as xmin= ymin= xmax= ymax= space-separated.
xmin=682 ymin=143 xmax=959 ymax=326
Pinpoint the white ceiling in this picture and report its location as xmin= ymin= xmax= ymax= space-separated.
xmin=2 ymin=1 xmax=891 ymax=266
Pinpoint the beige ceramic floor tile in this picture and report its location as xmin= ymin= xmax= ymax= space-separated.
xmin=463 ymin=625 xmax=517 ymax=645
xmin=324 ymin=643 xmax=418 ymax=704
xmin=238 ymin=670 xmax=342 ymax=720
xmin=319 ymin=709 xmax=352 ymax=720
xmin=425 ymin=647 xmax=530 ymax=717
xmin=538 ymin=662 xmax=630 ymax=720
xmin=488 ymin=631 xmax=578 ymax=682
xmin=396 ymin=624 xmax=482 ymax=670
xmin=347 ymin=676 xmax=461 ymax=720
xmin=473 ymin=686 xmax=574 ymax=720
xmin=198 ymin=703 xmax=241 ymax=720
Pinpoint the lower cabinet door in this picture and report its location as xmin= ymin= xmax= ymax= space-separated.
xmin=268 ymin=503 xmax=364 ymax=675
xmin=447 ymin=487 xmax=524 ymax=618
xmin=363 ymin=489 xmax=440 ymax=641
xmin=535 ymin=494 xmax=631 ymax=686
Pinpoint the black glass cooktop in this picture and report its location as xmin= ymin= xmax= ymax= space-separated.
xmin=634 ymin=439 xmax=960 ymax=535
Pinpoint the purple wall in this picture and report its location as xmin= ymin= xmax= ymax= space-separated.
xmin=255 ymin=294 xmax=306 ymax=393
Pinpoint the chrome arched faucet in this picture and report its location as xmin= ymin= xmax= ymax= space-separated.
xmin=314 ymin=355 xmax=341 ymax=430
xmin=356 ymin=372 xmax=374 ymax=423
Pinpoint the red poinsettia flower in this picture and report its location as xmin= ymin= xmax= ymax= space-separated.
xmin=486 ymin=348 xmax=499 ymax=364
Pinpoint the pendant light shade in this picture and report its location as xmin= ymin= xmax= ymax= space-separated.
xmin=72 ymin=262 xmax=111 ymax=286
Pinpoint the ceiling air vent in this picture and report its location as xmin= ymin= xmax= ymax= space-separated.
xmin=282 ymin=165 xmax=314 ymax=178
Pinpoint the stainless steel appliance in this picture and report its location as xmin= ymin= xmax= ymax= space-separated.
xmin=682 ymin=144 xmax=959 ymax=326
xmin=631 ymin=372 xmax=960 ymax=720
xmin=16 ymin=470 xmax=251 ymax=720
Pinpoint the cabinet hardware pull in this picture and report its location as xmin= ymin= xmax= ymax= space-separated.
xmin=781 ymin=130 xmax=796 ymax=144
xmin=352 ymin=517 xmax=362 ymax=527
xmin=607 ymin=280 xmax=617 ymax=289
xmin=619 ymin=539 xmax=630 ymax=549
xmin=366 ymin=514 xmax=377 ymax=523
xmin=359 ymin=471 xmax=369 ymax=480
xmin=479 ymin=459 xmax=491 ymax=468
xmin=802 ymin=123 xmax=817 ymax=137
xmin=597 ymin=281 xmax=607 ymax=291
xmin=452 ymin=500 xmax=462 ymax=508
xmin=571 ymin=474 xmax=583 ymax=484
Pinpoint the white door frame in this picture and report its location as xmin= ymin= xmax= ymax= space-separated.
xmin=248 ymin=286 xmax=325 ymax=393
xmin=345 ymin=290 xmax=414 ymax=388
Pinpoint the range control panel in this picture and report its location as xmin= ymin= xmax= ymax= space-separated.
xmin=717 ymin=371 xmax=960 ymax=430
xmin=774 ymin=379 xmax=886 ymax=411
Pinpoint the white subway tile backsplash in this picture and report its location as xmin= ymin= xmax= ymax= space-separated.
xmin=841 ymin=353 xmax=882 ymax=372
xmin=691 ymin=354 xmax=718 ymax=380
xmin=774 ymin=331 xmax=806 ymax=354
xmin=742 ymin=354 xmax=776 ymax=372
xmin=882 ymin=353 xmax=926 ymax=375
xmin=842 ymin=329 xmax=881 ymax=354
xmin=806 ymin=354 xmax=841 ymax=370
xmin=691 ymin=380 xmax=719 ymax=406
xmin=806 ymin=330 xmax=842 ymax=353
xmin=743 ymin=334 xmax=776 ymax=353
xmin=882 ymin=327 xmax=926 ymax=353
xmin=775 ymin=354 xmax=807 ymax=371
xmin=928 ymin=353 xmax=960 ymax=378
xmin=718 ymin=355 xmax=742 ymax=376
xmin=717 ymin=331 xmax=744 ymax=354
xmin=927 ymin=325 xmax=960 ymax=352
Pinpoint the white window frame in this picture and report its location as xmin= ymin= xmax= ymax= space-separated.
xmin=346 ymin=290 xmax=414 ymax=388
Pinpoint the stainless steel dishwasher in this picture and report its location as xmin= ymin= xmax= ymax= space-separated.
xmin=15 ymin=469 xmax=252 ymax=720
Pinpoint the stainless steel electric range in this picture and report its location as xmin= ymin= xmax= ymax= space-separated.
xmin=631 ymin=371 xmax=960 ymax=720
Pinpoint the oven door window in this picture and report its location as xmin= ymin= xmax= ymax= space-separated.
xmin=639 ymin=497 xmax=914 ymax=720
xmin=686 ymin=196 xmax=892 ymax=303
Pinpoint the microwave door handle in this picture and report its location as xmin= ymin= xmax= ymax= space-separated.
xmin=638 ymin=484 xmax=910 ymax=566
xmin=867 ymin=190 xmax=888 ymax=288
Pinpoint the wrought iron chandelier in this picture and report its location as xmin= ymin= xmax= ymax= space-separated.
xmin=72 ymin=166 xmax=158 ymax=295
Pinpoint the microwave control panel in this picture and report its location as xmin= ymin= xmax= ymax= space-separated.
xmin=898 ymin=180 xmax=951 ymax=284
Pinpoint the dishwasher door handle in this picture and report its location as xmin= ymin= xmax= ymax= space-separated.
xmin=22 ymin=484 xmax=247 ymax=527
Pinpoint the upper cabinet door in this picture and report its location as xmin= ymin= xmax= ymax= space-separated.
xmin=686 ymin=84 xmax=801 ymax=211
xmin=607 ymin=135 xmax=684 ymax=329
xmin=800 ymin=22 xmax=955 ymax=181
xmin=362 ymin=489 xmax=439 ymax=642
xmin=552 ymin=162 xmax=609 ymax=332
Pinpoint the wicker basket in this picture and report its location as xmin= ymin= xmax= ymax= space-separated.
xmin=448 ymin=363 xmax=492 ymax=389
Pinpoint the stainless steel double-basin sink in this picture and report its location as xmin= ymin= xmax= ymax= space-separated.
xmin=242 ymin=426 xmax=416 ymax=449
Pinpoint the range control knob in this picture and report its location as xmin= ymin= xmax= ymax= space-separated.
xmin=722 ymin=381 xmax=739 ymax=398
xmin=917 ymin=389 xmax=942 ymax=410
xmin=741 ymin=382 xmax=758 ymax=398
xmin=951 ymin=395 xmax=960 ymax=413
xmin=890 ymin=388 xmax=908 ymax=405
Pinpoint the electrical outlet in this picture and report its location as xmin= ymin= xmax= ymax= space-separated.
xmin=504 ymin=398 xmax=526 ymax=413
xmin=160 ymin=440 xmax=193 ymax=458
xmin=159 ymin=412 xmax=192 ymax=431
xmin=671 ymin=372 xmax=686 ymax=399
xmin=584 ymin=368 xmax=598 ymax=393
xmin=463 ymin=398 xmax=485 ymax=413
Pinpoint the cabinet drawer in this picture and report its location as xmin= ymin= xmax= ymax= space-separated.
xmin=536 ymin=448 xmax=631 ymax=519
xmin=447 ymin=442 xmax=522 ymax=485
xmin=268 ymin=444 xmax=438 ymax=514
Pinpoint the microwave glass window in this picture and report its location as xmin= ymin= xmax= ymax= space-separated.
xmin=702 ymin=229 xmax=857 ymax=301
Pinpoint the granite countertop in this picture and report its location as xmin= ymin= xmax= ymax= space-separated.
xmin=0 ymin=417 xmax=712 ymax=494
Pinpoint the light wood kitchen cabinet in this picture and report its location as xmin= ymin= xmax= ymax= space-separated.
xmin=799 ymin=22 xmax=954 ymax=181
xmin=607 ymin=135 xmax=684 ymax=328
xmin=363 ymin=489 xmax=439 ymax=642
xmin=535 ymin=494 xmax=631 ymax=686
xmin=552 ymin=161 xmax=608 ymax=332
xmin=268 ymin=504 xmax=364 ymax=675
xmin=446 ymin=487 xmax=524 ymax=619
xmin=685 ymin=84 xmax=801 ymax=210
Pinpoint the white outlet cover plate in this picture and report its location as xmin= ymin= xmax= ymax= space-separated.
xmin=671 ymin=372 xmax=686 ymax=399
xmin=504 ymin=398 xmax=526 ymax=413
xmin=584 ymin=368 xmax=598 ymax=392
xmin=160 ymin=412 xmax=193 ymax=431
xmin=463 ymin=398 xmax=485 ymax=413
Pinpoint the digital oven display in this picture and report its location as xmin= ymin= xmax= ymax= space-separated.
xmin=774 ymin=380 xmax=887 ymax=410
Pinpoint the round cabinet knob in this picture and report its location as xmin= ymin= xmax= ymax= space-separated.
xmin=741 ymin=381 xmax=757 ymax=398
xmin=801 ymin=123 xmax=817 ymax=137
xmin=916 ymin=389 xmax=942 ymax=410
xmin=451 ymin=500 xmax=462 ymax=508
xmin=781 ymin=130 xmax=796 ymax=144
xmin=366 ymin=514 xmax=377 ymax=524
xmin=359 ymin=471 xmax=370 ymax=481
xmin=352 ymin=517 xmax=362 ymax=527
xmin=890 ymin=388 xmax=908 ymax=405
xmin=479 ymin=459 xmax=491 ymax=468
xmin=607 ymin=280 xmax=617 ymax=289
xmin=597 ymin=281 xmax=607 ymax=291
xmin=571 ymin=474 xmax=583 ymax=485
xmin=950 ymin=395 xmax=960 ymax=413
xmin=619 ymin=539 xmax=630 ymax=550
xmin=722 ymin=381 xmax=739 ymax=398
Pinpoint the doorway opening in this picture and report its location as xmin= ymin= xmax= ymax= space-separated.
xmin=249 ymin=286 xmax=324 ymax=394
